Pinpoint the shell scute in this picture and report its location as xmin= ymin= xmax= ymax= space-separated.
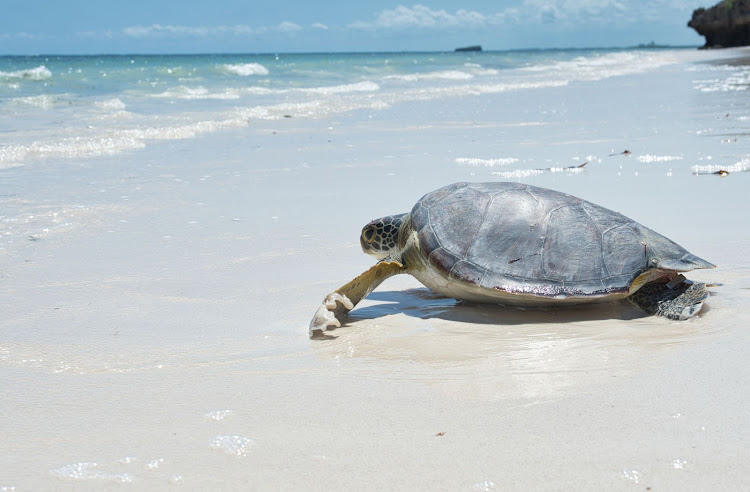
xmin=428 ymin=247 xmax=461 ymax=274
xmin=417 ymin=182 xmax=469 ymax=208
xmin=418 ymin=223 xmax=441 ymax=258
xmin=542 ymin=204 xmax=607 ymax=282
xmin=426 ymin=185 xmax=491 ymax=258
xmin=449 ymin=260 xmax=485 ymax=285
xmin=466 ymin=188 xmax=547 ymax=279
xmin=602 ymin=225 xmax=648 ymax=276
xmin=581 ymin=200 xmax=633 ymax=232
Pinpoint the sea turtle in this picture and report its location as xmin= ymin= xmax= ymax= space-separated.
xmin=310 ymin=182 xmax=715 ymax=337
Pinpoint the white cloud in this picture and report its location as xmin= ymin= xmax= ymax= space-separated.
xmin=276 ymin=22 xmax=302 ymax=33
xmin=350 ymin=1 xmax=683 ymax=32
xmin=518 ymin=0 xmax=628 ymax=23
xmin=123 ymin=22 xmax=304 ymax=39
xmin=0 ymin=32 xmax=44 ymax=40
xmin=349 ymin=4 xmax=490 ymax=30
xmin=76 ymin=30 xmax=114 ymax=39
xmin=124 ymin=24 xmax=205 ymax=38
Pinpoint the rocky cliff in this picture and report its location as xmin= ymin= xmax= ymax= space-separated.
xmin=689 ymin=0 xmax=750 ymax=48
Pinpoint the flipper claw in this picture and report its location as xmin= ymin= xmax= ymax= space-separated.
xmin=309 ymin=261 xmax=406 ymax=338
xmin=309 ymin=292 xmax=354 ymax=337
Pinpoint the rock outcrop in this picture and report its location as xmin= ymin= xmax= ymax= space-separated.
xmin=689 ymin=0 xmax=750 ymax=48
xmin=455 ymin=45 xmax=482 ymax=52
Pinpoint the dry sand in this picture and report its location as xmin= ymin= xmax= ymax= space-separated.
xmin=2 ymin=49 xmax=750 ymax=490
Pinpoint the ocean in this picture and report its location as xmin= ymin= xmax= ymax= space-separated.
xmin=3 ymin=46 xmax=750 ymax=279
xmin=3 ymin=48 xmax=742 ymax=169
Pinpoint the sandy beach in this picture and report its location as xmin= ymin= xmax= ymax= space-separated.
xmin=2 ymin=47 xmax=750 ymax=490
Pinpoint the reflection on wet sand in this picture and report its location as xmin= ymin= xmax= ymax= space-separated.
xmin=312 ymin=288 xmax=720 ymax=402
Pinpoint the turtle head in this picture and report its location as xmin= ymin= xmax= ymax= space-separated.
xmin=360 ymin=213 xmax=407 ymax=260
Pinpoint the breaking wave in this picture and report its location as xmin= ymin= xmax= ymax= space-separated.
xmin=219 ymin=63 xmax=269 ymax=76
xmin=0 ymin=65 xmax=52 ymax=81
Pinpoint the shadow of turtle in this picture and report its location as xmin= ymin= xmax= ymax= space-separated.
xmin=345 ymin=288 xmax=649 ymax=327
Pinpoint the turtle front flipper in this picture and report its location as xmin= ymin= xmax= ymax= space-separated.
xmin=309 ymin=260 xmax=406 ymax=337
xmin=628 ymin=279 xmax=710 ymax=320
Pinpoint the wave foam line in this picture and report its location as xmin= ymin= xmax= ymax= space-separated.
xmin=636 ymin=154 xmax=683 ymax=163
xmin=692 ymin=158 xmax=750 ymax=174
xmin=455 ymin=157 xmax=519 ymax=167
xmin=521 ymin=51 xmax=681 ymax=82
xmin=491 ymin=169 xmax=545 ymax=179
xmin=385 ymin=70 xmax=475 ymax=82
xmin=0 ymin=117 xmax=249 ymax=168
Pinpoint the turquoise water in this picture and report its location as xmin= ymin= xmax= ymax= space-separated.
xmin=0 ymin=48 xmax=713 ymax=168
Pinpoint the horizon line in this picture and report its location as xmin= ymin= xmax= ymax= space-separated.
xmin=0 ymin=44 xmax=703 ymax=58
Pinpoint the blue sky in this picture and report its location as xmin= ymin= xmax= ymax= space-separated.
xmin=1 ymin=1 xmax=705 ymax=54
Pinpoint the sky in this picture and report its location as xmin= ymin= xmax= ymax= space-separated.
xmin=0 ymin=1 xmax=707 ymax=55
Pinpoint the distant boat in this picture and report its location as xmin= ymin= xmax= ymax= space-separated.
xmin=454 ymin=45 xmax=482 ymax=52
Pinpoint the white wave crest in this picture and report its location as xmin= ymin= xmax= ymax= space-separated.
xmin=464 ymin=63 xmax=500 ymax=76
xmin=0 ymin=65 xmax=52 ymax=81
xmin=221 ymin=63 xmax=269 ymax=76
xmin=94 ymin=98 xmax=127 ymax=111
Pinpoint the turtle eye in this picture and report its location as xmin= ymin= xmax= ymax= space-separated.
xmin=363 ymin=226 xmax=376 ymax=244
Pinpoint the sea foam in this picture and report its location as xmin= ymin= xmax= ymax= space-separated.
xmin=692 ymin=158 xmax=750 ymax=174
xmin=456 ymin=157 xmax=519 ymax=167
xmin=0 ymin=65 xmax=52 ymax=81
xmin=0 ymin=117 xmax=252 ymax=168
xmin=8 ymin=95 xmax=57 ymax=109
xmin=386 ymin=70 xmax=474 ymax=82
xmin=297 ymin=81 xmax=380 ymax=95
xmin=94 ymin=98 xmax=127 ymax=111
xmin=220 ymin=63 xmax=269 ymax=76
xmin=491 ymin=169 xmax=545 ymax=179
xmin=636 ymin=155 xmax=683 ymax=163
xmin=154 ymin=85 xmax=241 ymax=100
xmin=522 ymin=51 xmax=680 ymax=82
xmin=693 ymin=67 xmax=750 ymax=92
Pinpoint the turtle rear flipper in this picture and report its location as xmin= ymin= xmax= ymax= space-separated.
xmin=629 ymin=281 xmax=710 ymax=320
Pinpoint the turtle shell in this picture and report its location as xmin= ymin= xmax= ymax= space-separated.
xmin=410 ymin=182 xmax=712 ymax=299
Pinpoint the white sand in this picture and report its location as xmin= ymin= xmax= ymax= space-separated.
xmin=2 ymin=49 xmax=750 ymax=490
